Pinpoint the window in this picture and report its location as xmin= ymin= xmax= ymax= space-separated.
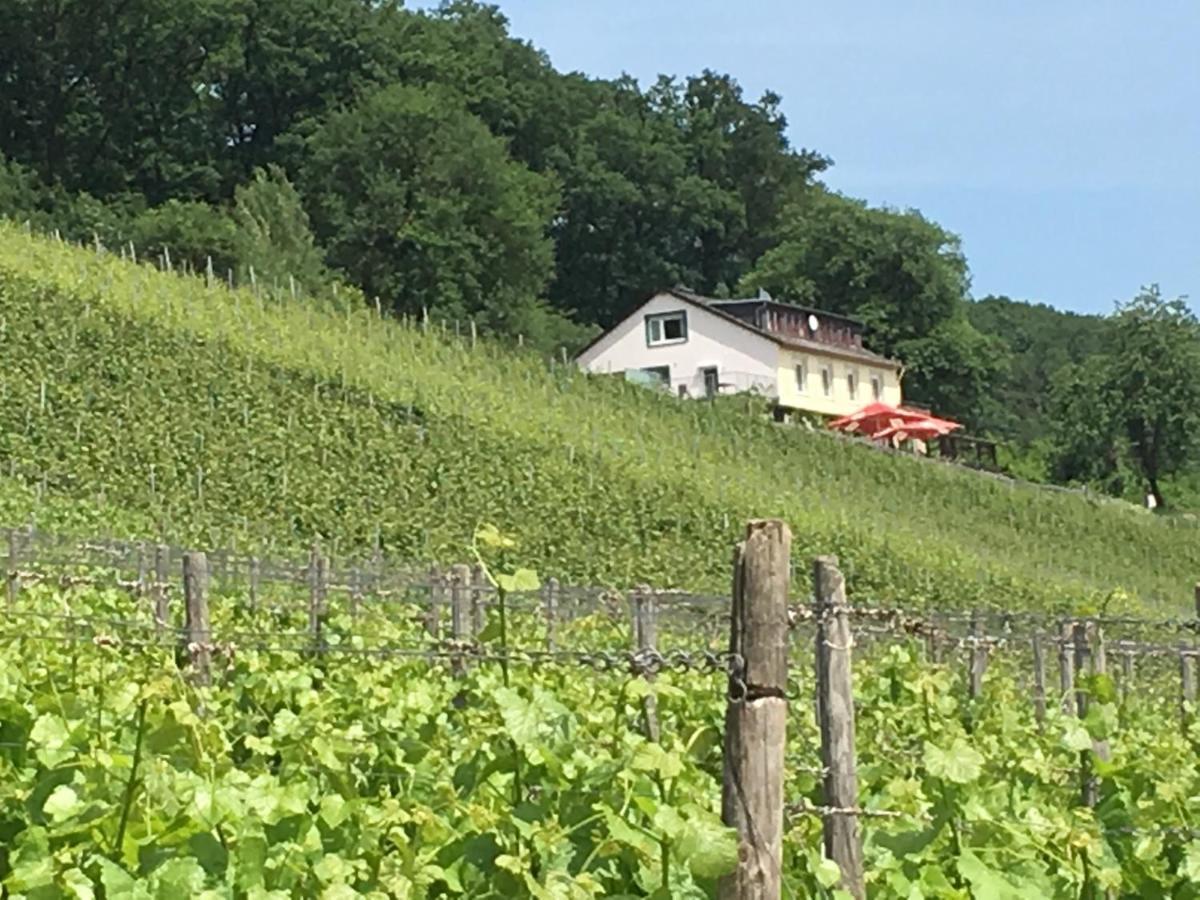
xmin=794 ymin=361 xmax=807 ymax=393
xmin=846 ymin=368 xmax=858 ymax=400
xmin=820 ymin=366 xmax=833 ymax=397
xmin=645 ymin=311 xmax=688 ymax=346
xmin=702 ymin=366 xmax=720 ymax=398
xmin=870 ymin=373 xmax=883 ymax=401
xmin=624 ymin=366 xmax=670 ymax=390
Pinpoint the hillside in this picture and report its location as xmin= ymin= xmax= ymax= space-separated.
xmin=0 ymin=224 xmax=1197 ymax=610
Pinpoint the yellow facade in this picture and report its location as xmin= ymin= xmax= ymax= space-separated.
xmin=775 ymin=347 xmax=902 ymax=417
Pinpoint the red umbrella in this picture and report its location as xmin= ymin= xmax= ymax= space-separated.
xmin=827 ymin=402 xmax=908 ymax=434
xmin=830 ymin=405 xmax=960 ymax=436
xmin=872 ymin=418 xmax=960 ymax=443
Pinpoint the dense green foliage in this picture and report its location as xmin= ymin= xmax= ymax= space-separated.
xmin=0 ymin=0 xmax=1012 ymax=422
xmin=966 ymin=296 xmax=1111 ymax=445
xmin=6 ymin=571 xmax=1200 ymax=896
xmin=1 ymin=226 xmax=1198 ymax=611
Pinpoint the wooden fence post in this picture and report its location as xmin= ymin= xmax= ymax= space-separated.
xmin=1073 ymin=622 xmax=1111 ymax=807
xmin=1032 ymin=631 xmax=1047 ymax=728
xmin=152 ymin=544 xmax=170 ymax=634
xmin=308 ymin=546 xmax=327 ymax=650
xmin=182 ymin=552 xmax=211 ymax=685
xmin=348 ymin=567 xmax=362 ymax=622
xmin=1181 ymin=651 xmax=1196 ymax=733
xmin=6 ymin=528 xmax=20 ymax=606
xmin=813 ymin=555 xmax=865 ymax=899
xmin=968 ymin=610 xmax=986 ymax=699
xmin=135 ymin=542 xmax=148 ymax=595
xmin=632 ymin=585 xmax=660 ymax=743
xmin=426 ymin=565 xmax=444 ymax=639
xmin=471 ymin=564 xmax=488 ymax=637
xmin=248 ymin=556 xmax=260 ymax=612
xmin=719 ymin=521 xmax=790 ymax=900
xmin=450 ymin=564 xmax=471 ymax=677
xmin=1120 ymin=647 xmax=1134 ymax=699
xmin=1058 ymin=620 xmax=1075 ymax=715
xmin=543 ymin=577 xmax=559 ymax=652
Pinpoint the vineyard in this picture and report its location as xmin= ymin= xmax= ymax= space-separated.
xmin=3 ymin=522 xmax=1200 ymax=897
xmin=0 ymin=224 xmax=1198 ymax=613
xmin=4 ymin=225 xmax=1200 ymax=897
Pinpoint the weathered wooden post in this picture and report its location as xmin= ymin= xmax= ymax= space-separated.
xmin=1120 ymin=647 xmax=1134 ymax=699
xmin=968 ymin=610 xmax=986 ymax=699
xmin=1032 ymin=631 xmax=1047 ymax=728
xmin=543 ymin=577 xmax=560 ymax=652
xmin=152 ymin=544 xmax=170 ymax=634
xmin=720 ymin=521 xmax=790 ymax=900
xmin=348 ymin=566 xmax=362 ymax=622
xmin=1073 ymin=622 xmax=1110 ymax=807
xmin=813 ymin=555 xmax=865 ymax=900
xmin=450 ymin=564 xmax=472 ymax=677
xmin=6 ymin=528 xmax=20 ymax=606
xmin=182 ymin=552 xmax=211 ymax=685
xmin=308 ymin=546 xmax=328 ymax=650
xmin=632 ymin=585 xmax=660 ymax=743
xmin=470 ymin=564 xmax=488 ymax=637
xmin=426 ymin=565 xmax=444 ymax=639
xmin=248 ymin=556 xmax=260 ymax=612
xmin=1181 ymin=651 xmax=1196 ymax=733
xmin=1058 ymin=619 xmax=1075 ymax=715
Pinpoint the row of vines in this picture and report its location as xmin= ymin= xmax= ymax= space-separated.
xmin=0 ymin=225 xmax=1196 ymax=612
xmin=4 ymin=563 xmax=1200 ymax=897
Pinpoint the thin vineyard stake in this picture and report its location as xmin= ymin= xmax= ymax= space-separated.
xmin=1032 ymin=631 xmax=1047 ymax=729
xmin=6 ymin=528 xmax=19 ymax=606
xmin=1073 ymin=621 xmax=1110 ymax=808
xmin=813 ymin=555 xmax=865 ymax=900
xmin=1090 ymin=625 xmax=1112 ymax=768
xmin=182 ymin=552 xmax=211 ymax=686
xmin=450 ymin=564 xmax=471 ymax=677
xmin=632 ymin=585 xmax=660 ymax=743
xmin=968 ymin=610 xmax=986 ymax=699
xmin=153 ymin=544 xmax=170 ymax=634
xmin=308 ymin=545 xmax=328 ymax=651
xmin=471 ymin=564 xmax=488 ymax=637
xmin=248 ymin=556 xmax=260 ymax=612
xmin=135 ymin=542 xmax=148 ymax=596
xmin=1181 ymin=651 xmax=1196 ymax=734
xmin=426 ymin=566 xmax=443 ymax=639
xmin=719 ymin=521 xmax=790 ymax=900
xmin=349 ymin=566 xmax=362 ymax=622
xmin=543 ymin=577 xmax=559 ymax=652
xmin=1058 ymin=619 xmax=1075 ymax=715
xmin=1120 ymin=648 xmax=1134 ymax=700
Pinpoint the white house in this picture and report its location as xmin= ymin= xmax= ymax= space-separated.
xmin=575 ymin=288 xmax=904 ymax=418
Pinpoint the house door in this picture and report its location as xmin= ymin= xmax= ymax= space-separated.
xmin=702 ymin=367 xmax=720 ymax=398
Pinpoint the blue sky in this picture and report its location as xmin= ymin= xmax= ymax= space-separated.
xmin=415 ymin=0 xmax=1199 ymax=316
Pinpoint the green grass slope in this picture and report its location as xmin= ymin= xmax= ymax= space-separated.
xmin=0 ymin=223 xmax=1196 ymax=610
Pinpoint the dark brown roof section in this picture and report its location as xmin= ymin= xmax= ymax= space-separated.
xmin=574 ymin=288 xmax=902 ymax=370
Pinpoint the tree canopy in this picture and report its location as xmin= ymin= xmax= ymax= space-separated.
xmin=0 ymin=0 xmax=1194 ymax=506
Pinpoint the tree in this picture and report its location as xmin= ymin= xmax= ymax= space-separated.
xmin=129 ymin=200 xmax=242 ymax=276
xmin=302 ymin=84 xmax=560 ymax=330
xmin=0 ymin=0 xmax=237 ymax=201
xmin=966 ymin=295 xmax=1111 ymax=443
xmin=1045 ymin=358 xmax=1126 ymax=491
xmin=1105 ymin=287 xmax=1200 ymax=507
xmin=233 ymin=165 xmax=331 ymax=295
xmin=1045 ymin=286 xmax=1200 ymax=508
xmin=739 ymin=188 xmax=1005 ymax=422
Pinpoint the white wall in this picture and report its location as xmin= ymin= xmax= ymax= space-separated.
xmin=577 ymin=293 xmax=778 ymax=395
